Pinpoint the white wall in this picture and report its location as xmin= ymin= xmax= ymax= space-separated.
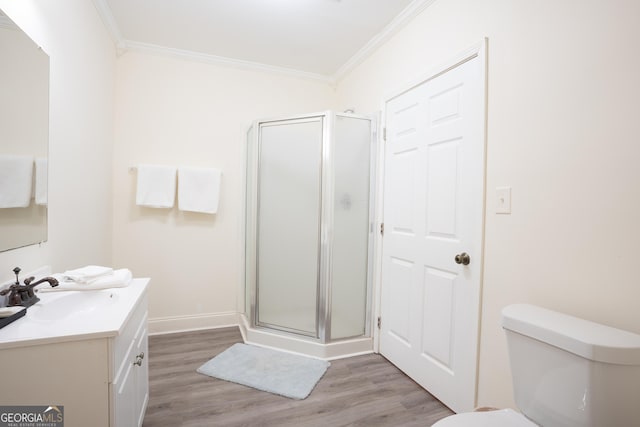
xmin=335 ymin=0 xmax=640 ymax=408
xmin=112 ymin=51 xmax=335 ymax=332
xmin=0 ymin=0 xmax=116 ymax=282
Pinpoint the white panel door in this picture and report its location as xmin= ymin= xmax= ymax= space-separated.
xmin=380 ymin=55 xmax=484 ymax=413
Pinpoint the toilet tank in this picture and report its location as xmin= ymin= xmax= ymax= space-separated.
xmin=501 ymin=304 xmax=640 ymax=427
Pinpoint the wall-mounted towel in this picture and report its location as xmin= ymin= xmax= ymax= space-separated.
xmin=34 ymin=157 xmax=48 ymax=206
xmin=135 ymin=164 xmax=177 ymax=208
xmin=178 ymin=166 xmax=222 ymax=214
xmin=0 ymin=155 xmax=34 ymax=208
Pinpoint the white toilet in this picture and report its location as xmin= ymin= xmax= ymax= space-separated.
xmin=433 ymin=304 xmax=640 ymax=426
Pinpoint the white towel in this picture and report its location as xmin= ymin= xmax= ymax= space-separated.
xmin=40 ymin=269 xmax=133 ymax=292
xmin=0 ymin=155 xmax=34 ymax=208
xmin=178 ymin=167 xmax=221 ymax=214
xmin=34 ymin=157 xmax=48 ymax=206
xmin=136 ymin=164 xmax=177 ymax=208
xmin=63 ymin=265 xmax=113 ymax=283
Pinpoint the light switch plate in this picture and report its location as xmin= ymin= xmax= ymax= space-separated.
xmin=496 ymin=186 xmax=511 ymax=214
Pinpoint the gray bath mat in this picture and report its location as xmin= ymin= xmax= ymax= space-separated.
xmin=197 ymin=343 xmax=330 ymax=400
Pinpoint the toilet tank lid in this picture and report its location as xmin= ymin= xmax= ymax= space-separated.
xmin=501 ymin=304 xmax=640 ymax=365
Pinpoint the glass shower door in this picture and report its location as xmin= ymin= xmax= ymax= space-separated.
xmin=256 ymin=117 xmax=323 ymax=336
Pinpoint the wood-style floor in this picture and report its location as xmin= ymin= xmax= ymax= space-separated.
xmin=142 ymin=327 xmax=454 ymax=427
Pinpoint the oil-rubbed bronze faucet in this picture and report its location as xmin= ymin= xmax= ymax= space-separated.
xmin=0 ymin=267 xmax=59 ymax=307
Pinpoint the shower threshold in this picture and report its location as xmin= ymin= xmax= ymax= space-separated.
xmin=238 ymin=314 xmax=373 ymax=360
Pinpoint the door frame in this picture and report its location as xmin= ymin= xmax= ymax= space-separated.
xmin=372 ymin=39 xmax=488 ymax=404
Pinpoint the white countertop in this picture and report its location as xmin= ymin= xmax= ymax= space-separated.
xmin=0 ymin=278 xmax=149 ymax=350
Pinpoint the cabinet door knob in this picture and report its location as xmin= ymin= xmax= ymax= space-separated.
xmin=133 ymin=355 xmax=144 ymax=366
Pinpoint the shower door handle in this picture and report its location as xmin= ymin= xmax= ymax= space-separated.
xmin=454 ymin=252 xmax=470 ymax=265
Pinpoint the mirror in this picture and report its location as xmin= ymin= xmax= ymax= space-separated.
xmin=0 ymin=9 xmax=49 ymax=252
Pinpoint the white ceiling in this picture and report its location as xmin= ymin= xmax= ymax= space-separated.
xmin=96 ymin=0 xmax=434 ymax=82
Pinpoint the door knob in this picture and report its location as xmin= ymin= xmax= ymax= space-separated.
xmin=454 ymin=252 xmax=470 ymax=265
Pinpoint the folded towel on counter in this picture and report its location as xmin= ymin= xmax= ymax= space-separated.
xmin=34 ymin=157 xmax=48 ymax=206
xmin=0 ymin=155 xmax=34 ymax=208
xmin=63 ymin=265 xmax=113 ymax=283
xmin=40 ymin=269 xmax=133 ymax=292
xmin=178 ymin=166 xmax=221 ymax=214
xmin=136 ymin=164 xmax=177 ymax=208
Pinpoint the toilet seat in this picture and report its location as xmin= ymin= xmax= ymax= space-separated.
xmin=432 ymin=409 xmax=538 ymax=427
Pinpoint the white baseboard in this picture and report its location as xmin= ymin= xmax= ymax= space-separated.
xmin=148 ymin=311 xmax=239 ymax=335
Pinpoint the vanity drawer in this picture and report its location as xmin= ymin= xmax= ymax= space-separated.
xmin=113 ymin=294 xmax=148 ymax=375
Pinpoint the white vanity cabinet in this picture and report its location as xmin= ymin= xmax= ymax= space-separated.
xmin=0 ymin=278 xmax=150 ymax=427
xmin=111 ymin=292 xmax=149 ymax=427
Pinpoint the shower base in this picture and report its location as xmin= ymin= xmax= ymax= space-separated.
xmin=238 ymin=314 xmax=373 ymax=360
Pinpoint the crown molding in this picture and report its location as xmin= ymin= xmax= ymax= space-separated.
xmin=92 ymin=0 xmax=125 ymax=48
xmin=332 ymin=0 xmax=437 ymax=83
xmin=123 ymin=40 xmax=334 ymax=84
xmin=0 ymin=14 xmax=16 ymax=30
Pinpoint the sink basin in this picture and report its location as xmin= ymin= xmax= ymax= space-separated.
xmin=29 ymin=291 xmax=119 ymax=322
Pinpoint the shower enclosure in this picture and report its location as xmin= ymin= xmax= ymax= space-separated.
xmin=242 ymin=111 xmax=376 ymax=358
